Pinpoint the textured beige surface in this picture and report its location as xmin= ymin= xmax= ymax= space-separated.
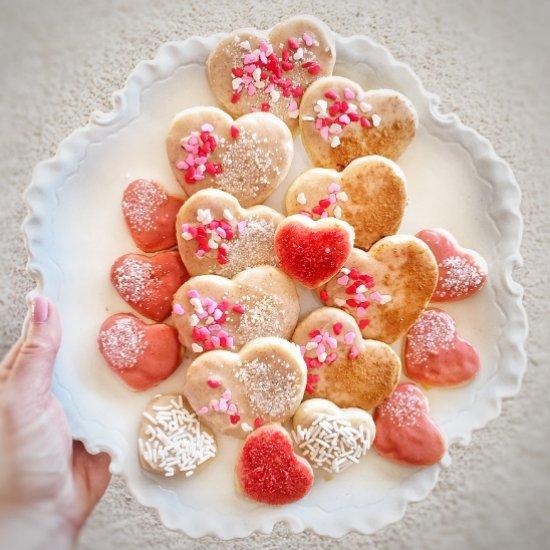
xmin=1 ymin=0 xmax=549 ymax=548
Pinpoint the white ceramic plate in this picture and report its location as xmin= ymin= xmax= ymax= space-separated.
xmin=22 ymin=27 xmax=527 ymax=539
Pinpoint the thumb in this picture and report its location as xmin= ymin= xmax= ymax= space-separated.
xmin=9 ymin=296 xmax=61 ymax=408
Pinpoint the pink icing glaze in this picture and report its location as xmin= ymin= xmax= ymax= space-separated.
xmin=404 ymin=308 xmax=480 ymax=387
xmin=373 ymin=383 xmax=446 ymax=467
xmin=416 ymin=229 xmax=488 ymax=302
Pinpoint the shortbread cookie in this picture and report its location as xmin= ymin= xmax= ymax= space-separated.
xmin=274 ymin=214 xmax=354 ymax=288
xmin=292 ymin=307 xmax=400 ymax=410
xmin=184 ymin=338 xmax=306 ymax=438
xmin=416 ymin=228 xmax=488 ymax=302
xmin=166 ymin=107 xmax=293 ymax=207
xmin=138 ymin=394 xmax=217 ymax=478
xmin=292 ymin=398 xmax=376 ymax=474
xmin=122 ymin=178 xmax=185 ymax=253
xmin=111 ymin=251 xmax=189 ymax=322
xmin=176 ymin=189 xmax=282 ymax=278
xmin=320 ymin=236 xmax=438 ymax=344
xmin=300 ymin=76 xmax=418 ymax=169
xmin=172 ymin=266 xmax=299 ymax=355
xmin=207 ymin=16 xmax=335 ymax=132
xmin=98 ymin=313 xmax=181 ymax=391
xmin=373 ymin=383 xmax=446 ymax=467
xmin=236 ymin=424 xmax=314 ymax=505
xmin=285 ymin=155 xmax=407 ymax=250
xmin=404 ymin=308 xmax=480 ymax=387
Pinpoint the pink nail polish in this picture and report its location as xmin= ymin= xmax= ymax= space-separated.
xmin=31 ymin=296 xmax=49 ymax=323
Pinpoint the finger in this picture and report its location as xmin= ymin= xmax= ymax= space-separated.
xmin=9 ymin=296 xmax=61 ymax=407
xmin=72 ymin=440 xmax=111 ymax=524
xmin=0 ymin=338 xmax=23 ymax=384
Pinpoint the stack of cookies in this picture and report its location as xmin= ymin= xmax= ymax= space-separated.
xmin=97 ymin=16 xmax=488 ymax=505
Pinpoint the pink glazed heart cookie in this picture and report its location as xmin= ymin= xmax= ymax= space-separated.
xmin=292 ymin=307 xmax=400 ymax=410
xmin=300 ymin=76 xmax=418 ymax=170
xmin=111 ymin=251 xmax=189 ymax=322
xmin=172 ymin=266 xmax=300 ymax=355
xmin=274 ymin=214 xmax=354 ymax=288
xmin=184 ymin=338 xmax=306 ymax=438
xmin=121 ymin=179 xmax=185 ymax=253
xmin=373 ymin=383 xmax=446 ymax=467
xmin=416 ymin=228 xmax=488 ymax=302
xmin=285 ymin=155 xmax=407 ymax=251
xmin=176 ymin=189 xmax=283 ymax=278
xmin=236 ymin=424 xmax=314 ymax=505
xmin=320 ymin=236 xmax=438 ymax=344
xmin=207 ymin=16 xmax=335 ymax=133
xmin=166 ymin=107 xmax=293 ymax=207
xmin=98 ymin=313 xmax=182 ymax=391
xmin=404 ymin=308 xmax=480 ymax=387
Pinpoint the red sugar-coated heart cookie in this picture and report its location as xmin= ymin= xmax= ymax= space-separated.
xmin=274 ymin=214 xmax=354 ymax=288
xmin=111 ymin=251 xmax=189 ymax=322
xmin=373 ymin=383 xmax=446 ymax=467
xmin=236 ymin=424 xmax=314 ymax=505
xmin=416 ymin=228 xmax=488 ymax=302
xmin=403 ymin=308 xmax=480 ymax=387
xmin=98 ymin=313 xmax=182 ymax=391
xmin=122 ymin=179 xmax=184 ymax=253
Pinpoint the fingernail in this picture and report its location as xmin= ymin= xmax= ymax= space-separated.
xmin=31 ymin=296 xmax=49 ymax=323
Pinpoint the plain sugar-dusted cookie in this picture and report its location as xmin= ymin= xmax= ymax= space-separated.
xmin=207 ymin=16 xmax=335 ymax=132
xmin=172 ymin=266 xmax=300 ymax=355
xmin=122 ymin=178 xmax=185 ymax=253
xmin=416 ymin=228 xmax=488 ymax=302
xmin=98 ymin=313 xmax=182 ymax=391
xmin=176 ymin=189 xmax=282 ymax=278
xmin=404 ymin=308 xmax=480 ymax=387
xmin=285 ymin=155 xmax=407 ymax=250
xmin=138 ymin=393 xmax=217 ymax=478
xmin=292 ymin=307 xmax=400 ymax=410
xmin=184 ymin=338 xmax=307 ymax=438
xmin=111 ymin=251 xmax=189 ymax=322
xmin=292 ymin=398 xmax=376 ymax=475
xmin=274 ymin=214 xmax=354 ymax=288
xmin=300 ymin=76 xmax=418 ymax=170
xmin=320 ymin=236 xmax=438 ymax=344
xmin=373 ymin=383 xmax=446 ymax=467
xmin=236 ymin=424 xmax=314 ymax=505
xmin=166 ymin=107 xmax=293 ymax=207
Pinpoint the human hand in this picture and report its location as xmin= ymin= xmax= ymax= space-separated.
xmin=0 ymin=296 xmax=111 ymax=549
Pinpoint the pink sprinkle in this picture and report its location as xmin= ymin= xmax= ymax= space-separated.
xmin=222 ymin=389 xmax=232 ymax=401
xmin=244 ymin=64 xmax=256 ymax=74
xmin=189 ymin=136 xmax=198 ymax=145
xmin=344 ymin=87 xmax=356 ymax=99
xmin=327 ymin=352 xmax=337 ymax=363
xmin=313 ymin=334 xmax=323 ymax=343
xmin=243 ymin=52 xmax=258 ymax=64
xmin=213 ymin=309 xmax=223 ymax=321
xmin=218 ymin=398 xmax=228 ymax=412
xmin=259 ymin=39 xmax=269 ymax=52
xmin=217 ymin=329 xmax=229 ymax=339
xmin=176 ymin=160 xmax=188 ymax=170
xmin=265 ymin=83 xmax=275 ymax=94
xmin=228 ymin=403 xmax=237 ymax=414
xmin=187 ymin=289 xmax=200 ymax=299
xmin=288 ymin=99 xmax=298 ymax=113
xmin=328 ymin=193 xmax=337 ymax=204
xmin=355 ymin=293 xmax=367 ymax=302
xmin=198 ymin=406 xmax=209 ymax=415
xmin=226 ymin=336 xmax=234 ymax=348
xmin=356 ymin=307 xmax=367 ymax=317
xmin=202 ymin=296 xmax=216 ymax=307
xmin=201 ymin=123 xmax=214 ymax=132
xmin=300 ymin=345 xmax=306 ymax=356
xmin=303 ymin=32 xmax=314 ymax=46
xmin=348 ymin=346 xmax=359 ymax=360
xmin=185 ymin=153 xmax=195 ymax=166
xmin=337 ymin=275 xmax=349 ymax=286
xmin=320 ymin=126 xmax=329 ymax=140
xmin=197 ymin=310 xmax=208 ymax=319
xmin=237 ymin=220 xmax=247 ymax=234
xmin=182 ymin=142 xmax=195 ymax=153
xmin=247 ymin=83 xmax=256 ymax=96
xmin=339 ymin=114 xmax=351 ymax=125
xmin=344 ymin=331 xmax=356 ymax=345
xmin=328 ymin=182 xmax=341 ymax=193
xmin=199 ymin=327 xmax=210 ymax=337
xmin=315 ymin=118 xmax=324 ymax=129
xmin=210 ymin=335 xmax=220 ymax=347
xmin=209 ymin=324 xmax=221 ymax=332
xmin=195 ymin=156 xmax=207 ymax=165
xmin=326 ymin=336 xmax=338 ymax=349
xmin=317 ymin=343 xmax=326 ymax=355
xmin=211 ymin=399 xmax=220 ymax=411
xmin=172 ymin=304 xmax=185 ymax=316
xmin=320 ymin=211 xmax=328 ymax=218
xmin=196 ymin=249 xmax=206 ymax=258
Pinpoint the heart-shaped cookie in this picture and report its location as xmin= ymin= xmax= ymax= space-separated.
xmin=373 ymin=383 xmax=446 ymax=466
xmin=172 ymin=266 xmax=300 ymax=355
xmin=138 ymin=394 xmax=217 ymax=478
xmin=416 ymin=228 xmax=488 ymax=302
xmin=184 ymin=337 xmax=306 ymax=438
xmin=98 ymin=313 xmax=182 ymax=391
xmin=300 ymin=76 xmax=418 ymax=170
xmin=319 ymin=236 xmax=438 ymax=344
xmin=236 ymin=423 xmax=314 ymax=505
xmin=207 ymin=16 xmax=335 ymax=132
xmin=404 ymin=308 xmax=480 ymax=387
xmin=274 ymin=214 xmax=354 ymax=288
xmin=285 ymin=155 xmax=407 ymax=251
xmin=121 ymin=179 xmax=185 ymax=253
xmin=111 ymin=251 xmax=189 ymax=322
xmin=292 ymin=398 xmax=376 ymax=475
xmin=292 ymin=307 xmax=400 ymax=410
xmin=176 ymin=189 xmax=283 ymax=278
xmin=166 ymin=107 xmax=293 ymax=207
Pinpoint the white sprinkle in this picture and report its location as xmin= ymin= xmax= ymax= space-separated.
xmin=239 ymin=40 xmax=251 ymax=50
xmin=333 ymin=205 xmax=342 ymax=219
xmin=289 ymin=110 xmax=299 ymax=119
xmin=336 ymin=191 xmax=349 ymax=202
xmin=330 ymin=136 xmax=341 ymax=148
xmin=359 ymin=102 xmax=372 ymax=112
xmin=372 ymin=114 xmax=382 ymax=127
xmin=297 ymin=192 xmax=307 ymax=205
xmin=335 ymin=298 xmax=346 ymax=306
xmin=232 ymin=78 xmax=242 ymax=90
xmin=301 ymin=115 xmax=315 ymax=121
xmin=270 ymin=89 xmax=281 ymax=102
xmin=189 ymin=314 xmax=199 ymax=326
xmin=191 ymin=343 xmax=203 ymax=353
xmin=222 ymin=208 xmax=233 ymax=221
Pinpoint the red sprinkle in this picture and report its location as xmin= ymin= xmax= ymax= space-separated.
xmin=359 ymin=319 xmax=370 ymax=329
xmin=333 ymin=322 xmax=343 ymax=335
xmin=230 ymin=414 xmax=241 ymax=425
xmin=324 ymin=89 xmax=338 ymax=100
xmin=319 ymin=290 xmax=329 ymax=302
xmin=230 ymin=125 xmax=240 ymax=139
xmin=232 ymin=304 xmax=245 ymax=314
xmin=254 ymin=417 xmax=265 ymax=429
xmin=207 ymin=379 xmax=221 ymax=389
